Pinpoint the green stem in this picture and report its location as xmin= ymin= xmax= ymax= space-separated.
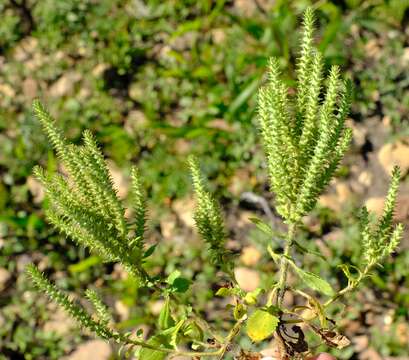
xmin=124 ymin=334 xmax=223 ymax=357
xmin=275 ymin=222 xmax=297 ymax=307
xmin=122 ymin=316 xmax=247 ymax=358
xmin=216 ymin=316 xmax=247 ymax=359
xmin=324 ymin=263 xmax=371 ymax=308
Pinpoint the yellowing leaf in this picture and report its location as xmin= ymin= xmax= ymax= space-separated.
xmin=246 ymin=309 xmax=279 ymax=342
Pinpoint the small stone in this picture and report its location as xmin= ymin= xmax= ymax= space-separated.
xmin=402 ymin=47 xmax=409 ymax=64
xmin=49 ymin=71 xmax=81 ymax=97
xmin=111 ymin=263 xmax=128 ymax=280
xmin=228 ymin=168 xmax=253 ymax=196
xmin=174 ymin=139 xmax=191 ymax=155
xmin=43 ymin=307 xmax=76 ymax=336
xmin=237 ymin=211 xmax=256 ymax=228
xmin=335 ymin=182 xmax=351 ymax=204
xmin=234 ymin=267 xmax=260 ymax=292
xmin=129 ymin=83 xmax=144 ymax=101
xmin=149 ymin=300 xmax=165 ymax=316
xmin=64 ymin=340 xmax=112 ymax=360
xmin=115 ymin=300 xmax=129 ymax=321
xmin=172 ymin=198 xmax=195 ymax=228
xmin=234 ymin=0 xmax=257 ymax=16
xmin=347 ymin=119 xmax=367 ymax=147
xmin=318 ymin=194 xmax=341 ymax=212
xmin=22 ymin=78 xmax=38 ymax=99
xmin=27 ymin=175 xmax=45 ymax=203
xmin=396 ymin=322 xmax=409 ymax=345
xmin=0 ymin=83 xmax=16 ymax=98
xmin=358 ymin=171 xmax=373 ymax=187
xmin=124 ymin=110 xmax=148 ymax=134
xmin=92 ymin=63 xmax=109 ymax=77
xmin=353 ymin=335 xmax=369 ymax=352
xmin=207 ymin=119 xmax=235 ymax=132
xmin=16 ymin=254 xmax=31 ymax=273
xmin=378 ymin=140 xmax=409 ymax=176
xmin=240 ymin=246 xmax=261 ymax=266
xmin=359 ymin=348 xmax=382 ymax=360
xmin=160 ymin=214 xmax=177 ymax=239
xmin=0 ymin=268 xmax=11 ymax=291
xmin=365 ymin=197 xmax=385 ymax=217
xmin=211 ymin=29 xmax=226 ymax=44
xmin=107 ymin=162 xmax=129 ymax=198
xmin=396 ymin=195 xmax=409 ymax=221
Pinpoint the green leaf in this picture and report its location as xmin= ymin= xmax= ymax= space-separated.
xmin=139 ymin=344 xmax=166 ymax=360
xmin=215 ymin=287 xmax=233 ymax=297
xmin=158 ymin=296 xmax=175 ymax=330
xmin=228 ymin=78 xmax=260 ymax=115
xmin=293 ymin=240 xmax=327 ymax=261
xmin=139 ymin=320 xmax=184 ymax=360
xmin=171 ymin=277 xmax=190 ymax=293
xmin=166 ymin=270 xmax=191 ymax=293
xmin=292 ymin=266 xmax=334 ymax=296
xmin=143 ymin=244 xmax=157 ymax=258
xmin=249 ymin=216 xmax=274 ymax=235
xmin=267 ymin=245 xmax=281 ymax=264
xmin=244 ymin=288 xmax=263 ymax=305
xmin=246 ymin=309 xmax=279 ymax=343
xmin=182 ymin=321 xmax=204 ymax=341
xmin=233 ymin=303 xmax=247 ymax=320
xmin=166 ymin=270 xmax=181 ymax=284
xmin=338 ymin=264 xmax=361 ymax=284
xmin=68 ymin=256 xmax=102 ymax=273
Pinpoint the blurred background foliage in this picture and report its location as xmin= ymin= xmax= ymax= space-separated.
xmin=0 ymin=0 xmax=409 ymax=359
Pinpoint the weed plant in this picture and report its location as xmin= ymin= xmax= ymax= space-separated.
xmin=26 ymin=9 xmax=403 ymax=360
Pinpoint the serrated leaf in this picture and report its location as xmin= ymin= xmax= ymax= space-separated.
xmin=246 ymin=309 xmax=279 ymax=342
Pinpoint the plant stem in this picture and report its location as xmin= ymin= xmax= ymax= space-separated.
xmin=123 ymin=316 xmax=247 ymax=359
xmin=324 ymin=263 xmax=371 ymax=308
xmin=275 ymin=222 xmax=297 ymax=306
xmin=217 ymin=315 xmax=247 ymax=359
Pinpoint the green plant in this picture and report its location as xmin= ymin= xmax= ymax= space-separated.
xmin=26 ymin=8 xmax=403 ymax=360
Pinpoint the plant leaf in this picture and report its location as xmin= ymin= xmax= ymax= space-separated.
xmin=158 ymin=296 xmax=175 ymax=330
xmin=139 ymin=320 xmax=185 ymax=359
xmin=143 ymin=244 xmax=157 ymax=258
xmin=249 ymin=216 xmax=274 ymax=235
xmin=215 ymin=287 xmax=233 ymax=297
xmin=68 ymin=256 xmax=102 ymax=273
xmin=293 ymin=267 xmax=334 ymax=296
xmin=166 ymin=270 xmax=181 ymax=284
xmin=293 ymin=240 xmax=327 ymax=261
xmin=138 ymin=347 xmax=166 ymax=360
xmin=246 ymin=309 xmax=279 ymax=343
